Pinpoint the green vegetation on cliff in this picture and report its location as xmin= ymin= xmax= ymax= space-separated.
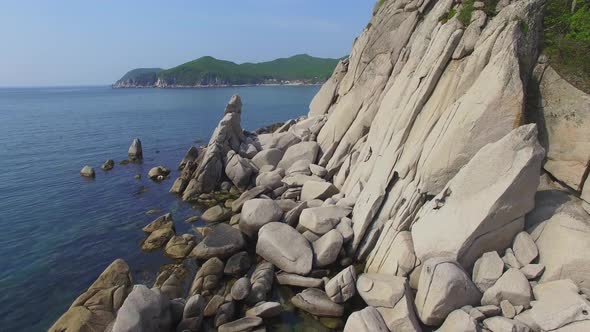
xmin=544 ymin=0 xmax=590 ymax=92
xmin=114 ymin=54 xmax=340 ymax=87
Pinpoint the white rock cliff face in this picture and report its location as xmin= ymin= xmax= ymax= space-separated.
xmin=311 ymin=0 xmax=546 ymax=263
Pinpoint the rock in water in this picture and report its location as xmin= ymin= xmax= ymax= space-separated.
xmin=183 ymin=95 xmax=245 ymax=199
xmin=191 ymin=223 xmax=245 ymax=260
xmin=128 ymin=138 xmax=143 ymax=161
xmin=101 ymin=159 xmax=115 ymax=171
xmin=148 ymin=166 xmax=171 ymax=180
xmin=412 ymin=125 xmax=545 ymax=268
xmin=256 ymin=222 xmax=313 ymax=275
xmin=49 ymin=259 xmax=132 ymax=332
xmin=80 ymin=165 xmax=95 ymax=178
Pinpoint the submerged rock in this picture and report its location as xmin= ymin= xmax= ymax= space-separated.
xmin=101 ymin=159 xmax=115 ymax=171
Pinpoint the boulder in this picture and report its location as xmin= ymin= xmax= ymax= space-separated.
xmin=148 ymin=166 xmax=171 ymax=180
xmin=48 ymin=259 xmax=132 ymax=332
xmin=472 ymin=251 xmax=505 ymax=292
xmin=282 ymin=174 xmax=325 ymax=187
xmin=128 ymin=138 xmax=143 ymax=161
xmin=344 ymin=306 xmax=389 ymax=332
xmin=255 ymin=169 xmax=284 ymax=190
xmin=527 ymin=193 xmax=590 ymax=295
xmin=245 ymin=302 xmax=282 ymax=318
xmin=483 ymin=316 xmax=530 ymax=332
xmin=239 ymin=142 xmax=258 ymax=159
xmin=214 ymin=302 xmax=236 ymax=328
xmin=512 ymin=231 xmax=538 ymax=266
xmin=357 ymin=273 xmax=408 ymax=308
xmin=277 ymin=141 xmax=320 ymax=170
xmin=500 ymin=300 xmax=516 ymax=319
xmin=189 ymin=257 xmax=224 ymax=296
xmin=415 ymin=258 xmax=481 ymax=326
xmin=141 ymin=227 xmax=175 ymax=251
xmin=325 ymin=265 xmax=357 ymax=303
xmin=191 ymin=223 xmax=245 ymax=259
xmin=520 ymin=264 xmax=544 ymax=280
xmin=203 ymin=295 xmax=224 ymax=317
xmin=312 ymin=229 xmax=344 ymax=267
xmin=437 ymin=309 xmax=479 ymax=332
xmin=176 ymin=294 xmax=205 ymax=331
xmin=178 ymin=146 xmax=199 ymax=170
xmin=276 ymin=272 xmax=324 ymax=288
xmin=183 ymin=96 xmax=245 ymax=198
xmin=528 ymin=279 xmax=590 ymax=331
xmin=231 ymin=185 xmax=269 ymax=212
xmin=230 ymin=277 xmax=251 ymax=301
xmin=247 ymin=261 xmax=274 ymax=304
xmin=80 ymin=165 xmax=95 ymax=178
xmin=376 ymin=294 xmax=422 ymax=332
xmin=502 ymin=248 xmax=522 ymax=269
xmin=291 ymin=288 xmax=344 ymax=317
xmin=200 ymin=205 xmax=232 ymax=223
xmin=256 ymin=222 xmax=313 ymax=275
xmin=218 ymin=317 xmax=262 ymax=332
xmin=283 ymin=201 xmax=308 ymax=227
xmin=152 ymin=265 xmax=186 ymax=300
xmin=412 ymin=125 xmax=545 ymax=268
xmin=286 ymin=159 xmax=312 ymax=176
xmin=224 ymin=251 xmax=251 ymax=277
xmin=309 ymin=164 xmax=328 ymax=177
xmin=224 ymin=150 xmax=257 ymax=190
xmin=164 ymin=235 xmax=195 ymax=259
xmin=336 ymin=217 xmax=354 ymax=243
xmin=301 ymin=181 xmax=340 ymax=201
xmin=101 ymin=159 xmax=115 ymax=171
xmin=251 ymin=148 xmax=283 ymax=169
xmin=142 ymin=213 xmax=174 ymax=233
xmin=256 ymin=131 xmax=301 ymax=152
xmin=110 ymin=285 xmax=173 ymax=332
xmin=239 ymin=199 xmax=283 ymax=237
xmin=481 ymin=268 xmax=532 ymax=308
xmin=299 ymin=206 xmax=351 ymax=235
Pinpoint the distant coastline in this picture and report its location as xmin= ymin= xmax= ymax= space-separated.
xmin=112 ymin=54 xmax=343 ymax=89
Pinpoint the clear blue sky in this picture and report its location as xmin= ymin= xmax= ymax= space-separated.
xmin=0 ymin=0 xmax=374 ymax=86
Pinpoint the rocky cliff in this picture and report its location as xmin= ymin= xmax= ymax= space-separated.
xmin=53 ymin=0 xmax=590 ymax=331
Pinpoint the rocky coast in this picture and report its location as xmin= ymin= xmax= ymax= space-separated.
xmin=54 ymin=0 xmax=590 ymax=331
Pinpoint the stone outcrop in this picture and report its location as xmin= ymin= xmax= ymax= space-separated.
xmin=128 ymin=138 xmax=143 ymax=161
xmin=49 ymin=259 xmax=132 ymax=332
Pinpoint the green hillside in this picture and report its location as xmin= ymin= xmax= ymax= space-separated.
xmin=113 ymin=54 xmax=340 ymax=87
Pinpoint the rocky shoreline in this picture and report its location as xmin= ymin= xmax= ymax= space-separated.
xmin=112 ymin=82 xmax=323 ymax=89
xmin=55 ymin=0 xmax=590 ymax=331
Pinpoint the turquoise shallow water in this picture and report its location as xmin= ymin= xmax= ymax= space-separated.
xmin=0 ymin=85 xmax=319 ymax=331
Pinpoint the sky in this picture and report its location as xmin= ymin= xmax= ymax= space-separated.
xmin=0 ymin=0 xmax=374 ymax=86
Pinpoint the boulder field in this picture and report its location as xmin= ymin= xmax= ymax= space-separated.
xmin=56 ymin=0 xmax=590 ymax=331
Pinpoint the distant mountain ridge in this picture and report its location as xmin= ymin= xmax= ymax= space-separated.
xmin=113 ymin=54 xmax=341 ymax=88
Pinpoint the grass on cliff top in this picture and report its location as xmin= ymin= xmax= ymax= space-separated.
xmin=544 ymin=0 xmax=590 ymax=93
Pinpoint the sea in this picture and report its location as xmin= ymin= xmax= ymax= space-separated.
xmin=0 ymin=85 xmax=320 ymax=331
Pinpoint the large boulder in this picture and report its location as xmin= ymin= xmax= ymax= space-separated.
xmin=224 ymin=150 xmax=257 ymax=190
xmin=191 ymin=223 xmax=245 ymax=259
xmin=301 ymin=181 xmax=340 ymax=201
xmin=412 ymin=125 xmax=545 ymax=268
xmin=357 ymin=273 xmax=408 ymax=308
xmin=527 ymin=190 xmax=590 ymax=296
xmin=299 ymin=206 xmax=351 ymax=235
xmin=110 ymin=285 xmax=174 ymax=332
xmin=530 ymin=64 xmax=590 ymax=191
xmin=255 ymin=169 xmax=284 ymax=190
xmin=325 ymin=265 xmax=357 ymax=303
xmin=277 ymin=141 xmax=320 ymax=170
xmin=128 ymin=138 xmax=143 ymax=161
xmin=481 ymin=268 xmax=532 ymax=308
xmin=472 ymin=251 xmax=505 ymax=292
xmin=415 ymin=258 xmax=481 ymax=326
xmin=251 ymin=148 xmax=283 ymax=169
xmin=291 ymin=288 xmax=344 ymax=317
xmin=256 ymin=222 xmax=313 ymax=275
xmin=239 ymin=199 xmax=283 ymax=237
xmin=312 ymin=229 xmax=343 ymax=267
xmin=344 ymin=306 xmax=389 ymax=332
xmin=49 ymin=259 xmax=132 ymax=332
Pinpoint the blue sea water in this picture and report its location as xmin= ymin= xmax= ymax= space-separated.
xmin=0 ymin=85 xmax=320 ymax=331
